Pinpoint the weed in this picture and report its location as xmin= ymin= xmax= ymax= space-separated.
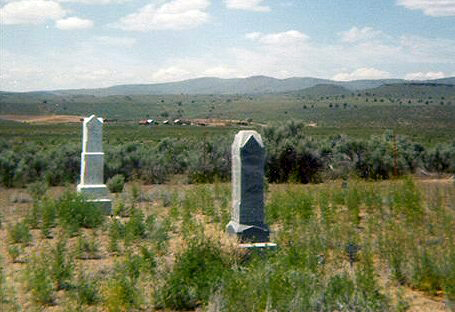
xmin=107 ymin=174 xmax=125 ymax=193
xmin=76 ymin=233 xmax=100 ymax=259
xmin=108 ymin=218 xmax=125 ymax=254
xmin=74 ymin=270 xmax=100 ymax=306
xmin=346 ymin=186 xmax=361 ymax=226
xmin=8 ymin=246 xmax=21 ymax=263
xmin=411 ymin=249 xmax=444 ymax=295
xmin=139 ymin=246 xmax=157 ymax=275
xmin=125 ymin=206 xmax=146 ymax=240
xmin=156 ymin=238 xmax=230 ymax=310
xmin=0 ymin=256 xmax=5 ymax=304
xmin=50 ymin=237 xmax=74 ymax=290
xmin=25 ymin=252 xmax=55 ymax=305
xmin=57 ymin=190 xmax=105 ymax=235
xmin=41 ymin=197 xmax=57 ymax=238
xmin=27 ymin=181 xmax=48 ymax=201
xmin=104 ymin=263 xmax=142 ymax=312
xmin=8 ymin=221 xmax=32 ymax=245
xmin=113 ymin=197 xmax=128 ymax=217
xmin=26 ymin=201 xmax=41 ymax=229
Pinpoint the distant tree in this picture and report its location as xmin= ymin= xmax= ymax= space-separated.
xmin=160 ymin=112 xmax=169 ymax=118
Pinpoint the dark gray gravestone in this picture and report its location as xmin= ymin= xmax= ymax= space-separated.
xmin=227 ymin=131 xmax=269 ymax=243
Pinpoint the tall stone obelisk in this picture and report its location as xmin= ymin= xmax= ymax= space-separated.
xmin=77 ymin=115 xmax=112 ymax=214
xmin=226 ymin=130 xmax=270 ymax=243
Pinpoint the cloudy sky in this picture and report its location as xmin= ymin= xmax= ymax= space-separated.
xmin=1 ymin=0 xmax=455 ymax=91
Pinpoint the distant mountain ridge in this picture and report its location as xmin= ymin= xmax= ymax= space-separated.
xmin=4 ymin=75 xmax=455 ymax=96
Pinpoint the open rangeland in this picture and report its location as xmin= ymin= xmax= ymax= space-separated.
xmin=0 ymin=178 xmax=454 ymax=311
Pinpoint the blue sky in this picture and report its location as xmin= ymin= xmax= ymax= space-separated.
xmin=1 ymin=0 xmax=455 ymax=91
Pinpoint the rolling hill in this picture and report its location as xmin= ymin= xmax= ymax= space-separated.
xmin=2 ymin=75 xmax=454 ymax=97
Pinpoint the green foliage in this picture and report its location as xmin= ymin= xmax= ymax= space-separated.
xmin=108 ymin=218 xmax=125 ymax=254
xmin=27 ymin=181 xmax=48 ymax=200
xmin=156 ymin=238 xmax=231 ymax=310
xmin=125 ymin=206 xmax=147 ymax=240
xmin=56 ymin=190 xmax=105 ymax=235
xmin=74 ymin=270 xmax=100 ymax=306
xmin=8 ymin=221 xmax=32 ymax=244
xmin=76 ymin=233 xmax=100 ymax=259
xmin=107 ymin=174 xmax=125 ymax=193
xmin=0 ymin=256 xmax=5 ymax=304
xmin=8 ymin=245 xmax=21 ymax=263
xmin=25 ymin=253 xmax=55 ymax=305
xmin=50 ymin=237 xmax=74 ymax=290
xmin=104 ymin=260 xmax=142 ymax=312
xmin=41 ymin=197 xmax=57 ymax=238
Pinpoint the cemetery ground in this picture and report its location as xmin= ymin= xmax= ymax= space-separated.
xmin=0 ymin=177 xmax=454 ymax=311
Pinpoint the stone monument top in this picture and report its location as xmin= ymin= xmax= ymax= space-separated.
xmin=82 ymin=115 xmax=103 ymax=153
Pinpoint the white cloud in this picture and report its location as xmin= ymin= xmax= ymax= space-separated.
xmin=116 ymin=0 xmax=210 ymax=31
xmin=94 ymin=36 xmax=136 ymax=47
xmin=246 ymin=30 xmax=308 ymax=45
xmin=56 ymin=0 xmax=130 ymax=4
xmin=332 ymin=68 xmax=391 ymax=81
xmin=225 ymin=0 xmax=270 ymax=12
xmin=0 ymin=0 xmax=65 ymax=24
xmin=405 ymin=71 xmax=446 ymax=80
xmin=202 ymin=66 xmax=237 ymax=77
xmin=397 ymin=0 xmax=455 ymax=16
xmin=151 ymin=66 xmax=192 ymax=82
xmin=339 ymin=26 xmax=383 ymax=43
xmin=55 ymin=16 xmax=93 ymax=29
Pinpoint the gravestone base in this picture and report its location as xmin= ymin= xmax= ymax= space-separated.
xmin=77 ymin=184 xmax=112 ymax=215
xmin=227 ymin=221 xmax=270 ymax=243
xmin=239 ymin=242 xmax=277 ymax=250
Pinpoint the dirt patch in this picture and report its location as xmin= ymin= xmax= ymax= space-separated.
xmin=0 ymin=115 xmax=82 ymax=124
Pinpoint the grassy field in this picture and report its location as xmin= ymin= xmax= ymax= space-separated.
xmin=1 ymin=116 xmax=454 ymax=147
xmin=0 ymin=178 xmax=454 ymax=311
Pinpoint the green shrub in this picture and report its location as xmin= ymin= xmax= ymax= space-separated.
xmin=76 ymin=233 xmax=100 ymax=259
xmin=26 ymin=201 xmax=41 ymax=229
xmin=146 ymin=215 xmax=170 ymax=253
xmin=104 ymin=263 xmax=142 ymax=312
xmin=0 ymin=256 xmax=5 ymax=304
xmin=74 ymin=270 xmax=100 ymax=306
xmin=50 ymin=238 xmax=74 ymax=290
xmin=107 ymin=174 xmax=125 ymax=193
xmin=156 ymin=238 xmax=231 ymax=310
xmin=41 ymin=197 xmax=57 ymax=238
xmin=125 ymin=206 xmax=146 ymax=240
xmin=27 ymin=181 xmax=48 ymax=200
xmin=56 ymin=190 xmax=105 ymax=235
xmin=25 ymin=253 xmax=55 ymax=305
xmin=8 ymin=221 xmax=32 ymax=244
xmin=8 ymin=245 xmax=21 ymax=263
xmin=108 ymin=219 xmax=125 ymax=254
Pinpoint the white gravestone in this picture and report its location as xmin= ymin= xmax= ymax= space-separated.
xmin=227 ymin=131 xmax=270 ymax=243
xmin=77 ymin=115 xmax=112 ymax=214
